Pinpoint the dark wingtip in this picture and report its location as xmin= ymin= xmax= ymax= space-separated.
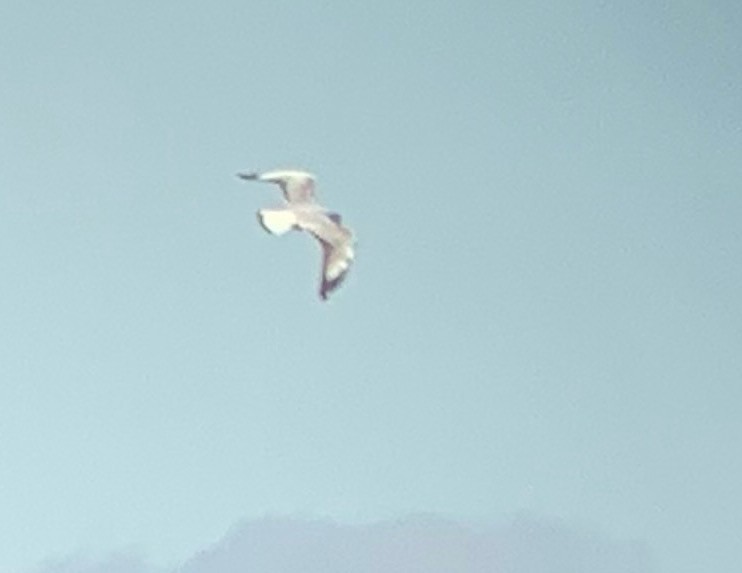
xmin=319 ymin=273 xmax=348 ymax=302
xmin=236 ymin=171 xmax=258 ymax=180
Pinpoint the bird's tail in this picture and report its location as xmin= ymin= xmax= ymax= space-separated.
xmin=257 ymin=208 xmax=297 ymax=235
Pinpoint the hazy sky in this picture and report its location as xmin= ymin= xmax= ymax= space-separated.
xmin=1 ymin=1 xmax=740 ymax=572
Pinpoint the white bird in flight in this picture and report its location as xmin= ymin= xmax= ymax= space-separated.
xmin=236 ymin=169 xmax=356 ymax=300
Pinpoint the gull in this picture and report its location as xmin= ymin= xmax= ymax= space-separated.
xmin=236 ymin=169 xmax=356 ymax=300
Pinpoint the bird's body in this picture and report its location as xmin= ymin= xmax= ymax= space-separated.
xmin=237 ymin=169 xmax=355 ymax=300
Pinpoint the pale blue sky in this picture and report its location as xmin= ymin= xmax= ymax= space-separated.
xmin=1 ymin=1 xmax=740 ymax=572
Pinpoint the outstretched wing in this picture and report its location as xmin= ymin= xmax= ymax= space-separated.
xmin=319 ymin=239 xmax=354 ymax=300
xmin=238 ymin=169 xmax=316 ymax=204
xmin=277 ymin=172 xmax=315 ymax=204
xmin=300 ymin=212 xmax=354 ymax=300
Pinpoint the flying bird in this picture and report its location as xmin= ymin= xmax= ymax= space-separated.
xmin=236 ymin=169 xmax=356 ymax=300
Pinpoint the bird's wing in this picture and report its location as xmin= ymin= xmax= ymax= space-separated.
xmin=299 ymin=212 xmax=354 ymax=300
xmin=238 ymin=169 xmax=316 ymax=204
xmin=278 ymin=171 xmax=315 ymax=204
xmin=319 ymin=238 xmax=354 ymax=300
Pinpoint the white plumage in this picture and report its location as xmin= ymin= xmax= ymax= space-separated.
xmin=237 ymin=169 xmax=356 ymax=300
xmin=257 ymin=208 xmax=298 ymax=236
